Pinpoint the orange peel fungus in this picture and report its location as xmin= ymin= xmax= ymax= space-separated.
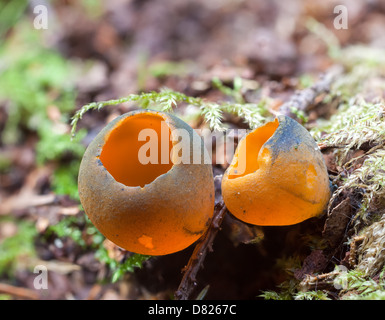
xmin=78 ymin=109 xmax=215 ymax=255
xmin=221 ymin=115 xmax=331 ymax=226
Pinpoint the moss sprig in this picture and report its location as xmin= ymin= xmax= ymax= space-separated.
xmin=71 ymin=87 xmax=269 ymax=136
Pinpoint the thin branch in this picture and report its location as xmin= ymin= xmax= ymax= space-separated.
xmin=299 ymin=270 xmax=342 ymax=292
xmin=0 ymin=282 xmax=39 ymax=300
xmin=279 ymin=65 xmax=344 ymax=118
xmin=174 ymin=200 xmax=227 ymax=300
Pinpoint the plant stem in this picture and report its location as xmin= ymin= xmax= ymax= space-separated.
xmin=174 ymin=200 xmax=227 ymax=300
xmin=279 ymin=65 xmax=343 ymax=118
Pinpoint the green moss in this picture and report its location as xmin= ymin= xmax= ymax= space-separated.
xmin=0 ymin=0 xmax=28 ymax=38
xmin=149 ymin=60 xmax=192 ymax=78
xmin=294 ymin=290 xmax=331 ymax=300
xmin=259 ymin=279 xmax=298 ymax=300
xmin=334 ymin=269 xmax=385 ymax=299
xmin=0 ymin=18 xmax=86 ymax=201
xmin=46 ymin=216 xmax=88 ymax=248
xmin=95 ymin=247 xmax=150 ymax=283
xmin=312 ymin=100 xmax=385 ymax=223
xmin=51 ymin=161 xmax=82 ymax=201
xmin=0 ymin=154 xmax=12 ymax=173
xmin=0 ymin=21 xmax=77 ymax=145
xmin=0 ymin=294 xmax=12 ymax=300
xmin=46 ymin=215 xmax=150 ymax=282
xmin=71 ymin=87 xmax=270 ymax=136
xmin=0 ymin=217 xmax=37 ymax=277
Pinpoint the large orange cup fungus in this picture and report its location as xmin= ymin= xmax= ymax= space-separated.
xmin=221 ymin=115 xmax=330 ymax=226
xmin=78 ymin=109 xmax=215 ymax=255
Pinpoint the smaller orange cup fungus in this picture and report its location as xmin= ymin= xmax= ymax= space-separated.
xmin=221 ymin=115 xmax=330 ymax=226
xmin=78 ymin=110 xmax=215 ymax=255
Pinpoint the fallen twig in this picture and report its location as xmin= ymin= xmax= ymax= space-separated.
xmin=0 ymin=282 xmax=39 ymax=300
xmin=279 ymin=65 xmax=344 ymax=117
xmin=174 ymin=200 xmax=227 ymax=300
xmin=299 ymin=270 xmax=342 ymax=292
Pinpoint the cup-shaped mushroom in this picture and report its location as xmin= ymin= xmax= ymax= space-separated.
xmin=78 ymin=110 xmax=215 ymax=255
xmin=221 ymin=115 xmax=330 ymax=226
